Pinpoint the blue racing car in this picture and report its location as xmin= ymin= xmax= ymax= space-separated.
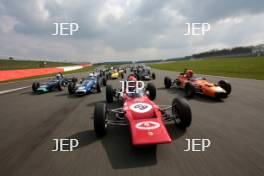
xmin=32 ymin=74 xmax=71 ymax=94
xmin=68 ymin=74 xmax=106 ymax=96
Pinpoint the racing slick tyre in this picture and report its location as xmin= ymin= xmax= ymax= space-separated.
xmin=218 ymin=80 xmax=232 ymax=95
xmin=96 ymin=82 xmax=101 ymax=93
xmin=164 ymin=77 xmax=172 ymax=89
xmin=72 ymin=77 xmax=78 ymax=83
xmin=184 ymin=83 xmax=195 ymax=98
xmin=172 ymin=97 xmax=192 ymax=129
xmin=106 ymin=73 xmax=111 ymax=80
xmin=32 ymin=82 xmax=40 ymax=93
xmin=61 ymin=80 xmax=68 ymax=87
xmin=57 ymin=82 xmax=63 ymax=91
xmin=106 ymin=85 xmax=114 ymax=103
xmin=146 ymin=83 xmax=156 ymax=101
xmin=102 ymin=77 xmax=107 ymax=86
xmin=68 ymin=82 xmax=75 ymax=95
xmin=152 ymin=73 xmax=156 ymax=80
xmin=94 ymin=103 xmax=107 ymax=136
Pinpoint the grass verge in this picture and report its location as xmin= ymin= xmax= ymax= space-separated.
xmin=0 ymin=59 xmax=74 ymax=70
xmin=148 ymin=56 xmax=264 ymax=80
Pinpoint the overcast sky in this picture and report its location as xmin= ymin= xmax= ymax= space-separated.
xmin=0 ymin=0 xmax=264 ymax=62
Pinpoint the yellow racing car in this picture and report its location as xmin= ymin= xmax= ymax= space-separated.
xmin=106 ymin=70 xmax=124 ymax=79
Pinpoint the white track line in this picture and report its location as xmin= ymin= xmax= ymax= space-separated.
xmin=0 ymin=86 xmax=30 ymax=95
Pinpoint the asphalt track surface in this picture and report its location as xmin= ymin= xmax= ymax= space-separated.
xmin=0 ymin=69 xmax=264 ymax=176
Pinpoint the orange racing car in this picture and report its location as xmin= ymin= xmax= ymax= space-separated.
xmin=164 ymin=69 xmax=232 ymax=99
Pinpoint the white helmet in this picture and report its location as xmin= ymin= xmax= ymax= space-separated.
xmin=56 ymin=74 xmax=62 ymax=79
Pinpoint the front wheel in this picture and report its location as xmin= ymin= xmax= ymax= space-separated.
xmin=106 ymin=73 xmax=111 ymax=80
xmin=68 ymin=82 xmax=75 ymax=94
xmin=184 ymin=83 xmax=195 ymax=98
xmin=61 ymin=80 xmax=68 ymax=87
xmin=218 ymin=80 xmax=231 ymax=95
xmin=152 ymin=73 xmax=156 ymax=80
xmin=57 ymin=82 xmax=63 ymax=91
xmin=96 ymin=82 xmax=101 ymax=93
xmin=94 ymin=103 xmax=107 ymax=136
xmin=146 ymin=83 xmax=156 ymax=101
xmin=164 ymin=77 xmax=172 ymax=89
xmin=172 ymin=97 xmax=192 ymax=129
xmin=106 ymin=85 xmax=114 ymax=103
xmin=102 ymin=77 xmax=107 ymax=86
xmin=32 ymin=82 xmax=40 ymax=93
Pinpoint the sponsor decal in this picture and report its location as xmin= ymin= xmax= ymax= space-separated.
xmin=135 ymin=121 xmax=160 ymax=130
xmin=130 ymin=103 xmax=152 ymax=113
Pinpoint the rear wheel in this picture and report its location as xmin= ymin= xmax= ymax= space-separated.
xmin=172 ymin=97 xmax=192 ymax=129
xmin=218 ymin=80 xmax=231 ymax=95
xmin=146 ymin=83 xmax=156 ymax=101
xmin=32 ymin=82 xmax=40 ymax=93
xmin=57 ymin=82 xmax=63 ymax=91
xmin=68 ymin=82 xmax=75 ymax=94
xmin=72 ymin=77 xmax=78 ymax=83
xmin=102 ymin=77 xmax=107 ymax=86
xmin=185 ymin=83 xmax=195 ymax=98
xmin=106 ymin=73 xmax=110 ymax=80
xmin=94 ymin=103 xmax=107 ymax=136
xmin=164 ymin=77 xmax=172 ymax=89
xmin=96 ymin=82 xmax=101 ymax=93
xmin=152 ymin=73 xmax=156 ymax=80
xmin=61 ymin=80 xmax=68 ymax=87
xmin=106 ymin=85 xmax=114 ymax=103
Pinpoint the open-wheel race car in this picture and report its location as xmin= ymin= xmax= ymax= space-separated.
xmin=32 ymin=73 xmax=76 ymax=94
xmin=135 ymin=68 xmax=156 ymax=81
xmin=93 ymin=75 xmax=192 ymax=146
xmin=164 ymin=69 xmax=232 ymax=99
xmin=131 ymin=65 xmax=155 ymax=80
xmin=106 ymin=69 xmax=124 ymax=80
xmin=68 ymin=73 xmax=106 ymax=96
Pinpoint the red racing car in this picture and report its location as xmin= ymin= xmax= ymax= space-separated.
xmin=93 ymin=75 xmax=192 ymax=146
xmin=164 ymin=69 xmax=232 ymax=99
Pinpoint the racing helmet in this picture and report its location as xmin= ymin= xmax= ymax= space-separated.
xmin=89 ymin=73 xmax=94 ymax=77
xmin=186 ymin=70 xmax=193 ymax=78
xmin=127 ymin=75 xmax=137 ymax=93
xmin=56 ymin=73 xmax=62 ymax=79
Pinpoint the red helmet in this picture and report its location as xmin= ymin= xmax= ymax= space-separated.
xmin=127 ymin=74 xmax=137 ymax=81
xmin=127 ymin=75 xmax=137 ymax=92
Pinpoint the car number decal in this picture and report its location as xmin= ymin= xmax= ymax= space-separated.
xmin=135 ymin=121 xmax=160 ymax=130
xmin=130 ymin=103 xmax=152 ymax=113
